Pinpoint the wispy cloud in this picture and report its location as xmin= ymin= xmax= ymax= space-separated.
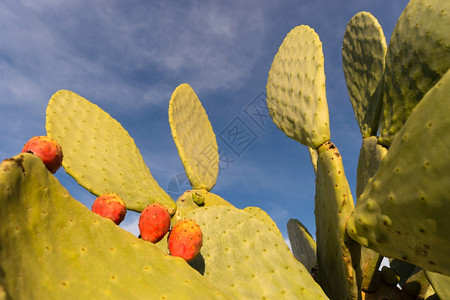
xmin=1 ymin=1 xmax=266 ymax=113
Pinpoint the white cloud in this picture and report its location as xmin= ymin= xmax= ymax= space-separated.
xmin=0 ymin=1 xmax=268 ymax=117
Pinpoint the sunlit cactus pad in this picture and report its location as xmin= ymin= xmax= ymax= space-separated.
xmin=169 ymin=84 xmax=219 ymax=191
xmin=266 ymin=25 xmax=330 ymax=149
xmin=314 ymin=142 xmax=360 ymax=299
xmin=342 ymin=11 xmax=387 ymax=138
xmin=186 ymin=205 xmax=329 ymax=299
xmin=46 ymin=90 xmax=175 ymax=214
xmin=0 ymin=153 xmax=229 ymax=299
xmin=347 ymin=70 xmax=450 ymax=276
xmin=243 ymin=206 xmax=283 ymax=237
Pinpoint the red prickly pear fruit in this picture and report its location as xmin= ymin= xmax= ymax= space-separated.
xmin=168 ymin=219 xmax=203 ymax=262
xmin=91 ymin=193 xmax=127 ymax=225
xmin=21 ymin=136 xmax=63 ymax=173
xmin=138 ymin=203 xmax=171 ymax=243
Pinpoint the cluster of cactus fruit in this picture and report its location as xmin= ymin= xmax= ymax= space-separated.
xmin=1 ymin=0 xmax=449 ymax=298
xmin=20 ymin=136 xmax=203 ymax=262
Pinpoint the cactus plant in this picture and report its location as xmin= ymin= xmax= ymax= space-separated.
xmin=185 ymin=205 xmax=328 ymax=299
xmin=267 ymin=25 xmax=361 ymax=299
xmin=168 ymin=83 xmax=219 ymax=191
xmin=378 ymin=0 xmax=450 ymax=147
xmin=342 ymin=11 xmax=389 ymax=294
xmin=266 ymin=0 xmax=449 ymax=298
xmin=1 ymin=0 xmax=449 ymax=298
xmin=0 ymin=153 xmax=229 ymax=299
xmin=347 ymin=69 xmax=450 ymax=275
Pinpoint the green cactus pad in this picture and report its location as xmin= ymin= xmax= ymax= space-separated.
xmin=402 ymin=269 xmax=433 ymax=298
xmin=360 ymin=248 xmax=383 ymax=293
xmin=243 ymin=206 xmax=283 ymax=237
xmin=0 ymin=153 xmax=229 ymax=299
xmin=186 ymin=206 xmax=329 ymax=299
xmin=286 ymin=219 xmax=317 ymax=273
xmin=356 ymin=138 xmax=385 ymax=293
xmin=168 ymin=84 xmax=219 ymax=191
xmin=46 ymin=90 xmax=175 ymax=214
xmin=172 ymin=189 xmax=234 ymax=225
xmin=315 ymin=141 xmax=361 ymax=300
xmin=347 ymin=70 xmax=450 ymax=275
xmin=360 ymin=250 xmax=383 ymax=293
xmin=342 ymin=12 xmax=387 ymax=138
xmin=378 ymin=0 xmax=450 ymax=146
xmin=425 ymin=271 xmax=450 ymax=299
xmin=266 ymin=25 xmax=330 ymax=149
xmin=356 ymin=136 xmax=388 ymax=199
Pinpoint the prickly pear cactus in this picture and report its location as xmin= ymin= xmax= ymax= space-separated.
xmin=378 ymin=0 xmax=450 ymax=146
xmin=266 ymin=25 xmax=330 ymax=149
xmin=341 ymin=12 xmax=390 ymax=294
xmin=267 ymin=21 xmax=361 ymax=300
xmin=347 ymin=69 xmax=450 ymax=275
xmin=168 ymin=83 xmax=219 ymax=191
xmin=314 ymin=142 xmax=361 ymax=300
xmin=266 ymin=0 xmax=449 ymax=299
xmin=46 ymin=90 xmax=176 ymax=214
xmin=342 ymin=11 xmax=387 ymax=138
xmin=3 ymin=0 xmax=449 ymax=299
xmin=186 ymin=205 xmax=329 ymax=299
xmin=0 ymin=153 xmax=229 ymax=299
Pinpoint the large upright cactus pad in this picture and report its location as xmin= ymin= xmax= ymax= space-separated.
xmin=186 ymin=206 xmax=329 ymax=299
xmin=315 ymin=142 xmax=361 ymax=300
xmin=46 ymin=90 xmax=175 ymax=214
xmin=266 ymin=25 xmax=330 ymax=149
xmin=0 ymin=153 xmax=229 ymax=299
xmin=169 ymin=84 xmax=219 ymax=191
xmin=378 ymin=0 xmax=450 ymax=146
xmin=342 ymin=12 xmax=387 ymax=138
xmin=347 ymin=70 xmax=450 ymax=275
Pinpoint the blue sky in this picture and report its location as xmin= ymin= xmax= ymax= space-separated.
xmin=0 ymin=0 xmax=409 ymax=241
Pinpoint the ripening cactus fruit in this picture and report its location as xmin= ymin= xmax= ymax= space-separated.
xmin=21 ymin=136 xmax=63 ymax=173
xmin=168 ymin=219 xmax=203 ymax=262
xmin=91 ymin=192 xmax=127 ymax=225
xmin=139 ymin=203 xmax=171 ymax=243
